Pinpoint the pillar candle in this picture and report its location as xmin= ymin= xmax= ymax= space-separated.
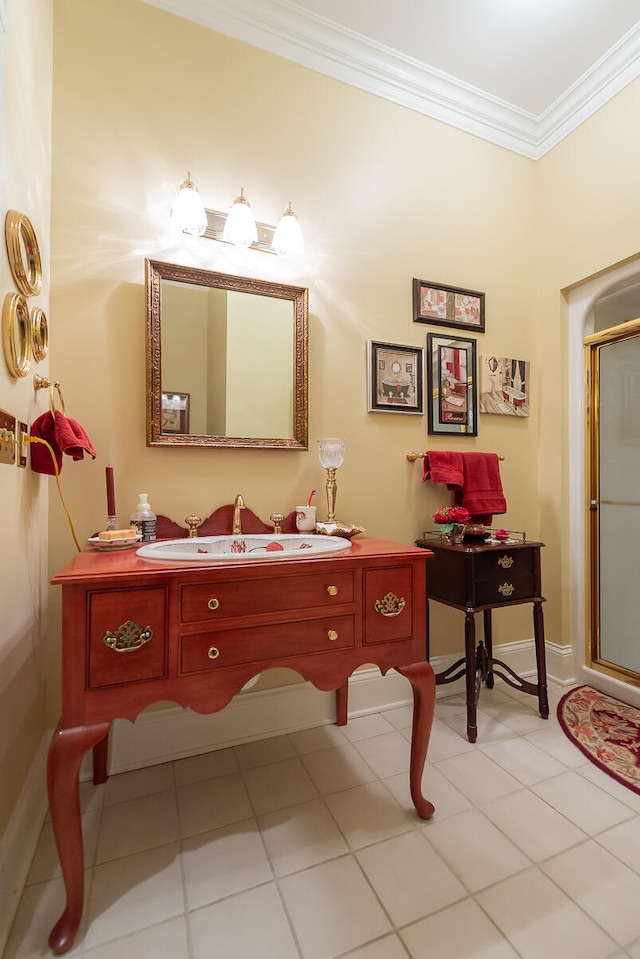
xmin=105 ymin=465 xmax=116 ymax=516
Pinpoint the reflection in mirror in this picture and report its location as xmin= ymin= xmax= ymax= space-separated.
xmin=146 ymin=260 xmax=308 ymax=449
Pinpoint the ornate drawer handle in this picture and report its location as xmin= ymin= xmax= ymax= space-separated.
xmin=208 ymin=598 xmax=220 ymax=610
xmin=374 ymin=592 xmax=406 ymax=617
xmin=207 ymin=646 xmax=220 ymax=660
xmin=327 ymin=585 xmax=338 ymax=596
xmin=498 ymin=555 xmax=514 ymax=569
xmin=327 ymin=629 xmax=338 ymax=641
xmin=498 ymin=582 xmax=515 ymax=597
xmin=103 ymin=620 xmax=153 ymax=653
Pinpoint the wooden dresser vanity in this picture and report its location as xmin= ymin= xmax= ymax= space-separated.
xmin=47 ymin=536 xmax=435 ymax=954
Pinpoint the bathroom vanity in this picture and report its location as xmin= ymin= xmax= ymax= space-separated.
xmin=47 ymin=536 xmax=435 ymax=954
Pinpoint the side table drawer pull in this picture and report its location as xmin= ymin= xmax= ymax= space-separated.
xmin=327 ymin=585 xmax=338 ymax=596
xmin=373 ymin=592 xmax=406 ymax=617
xmin=207 ymin=646 xmax=220 ymax=660
xmin=327 ymin=629 xmax=338 ymax=641
xmin=498 ymin=582 xmax=515 ymax=597
xmin=498 ymin=555 xmax=514 ymax=569
xmin=207 ymin=598 xmax=220 ymax=610
xmin=103 ymin=620 xmax=153 ymax=653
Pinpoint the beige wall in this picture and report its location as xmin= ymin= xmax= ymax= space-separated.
xmin=0 ymin=0 xmax=52 ymax=839
xmin=5 ymin=0 xmax=640 ymax=852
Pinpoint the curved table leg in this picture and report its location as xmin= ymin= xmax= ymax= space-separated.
xmin=47 ymin=721 xmax=111 ymax=955
xmin=396 ymin=661 xmax=436 ymax=820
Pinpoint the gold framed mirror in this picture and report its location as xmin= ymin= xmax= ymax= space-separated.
xmin=2 ymin=292 xmax=31 ymax=377
xmin=31 ymin=306 xmax=49 ymax=361
xmin=5 ymin=210 xmax=43 ymax=297
xmin=146 ymin=260 xmax=308 ymax=449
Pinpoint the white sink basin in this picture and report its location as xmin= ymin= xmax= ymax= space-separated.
xmin=136 ymin=534 xmax=353 ymax=562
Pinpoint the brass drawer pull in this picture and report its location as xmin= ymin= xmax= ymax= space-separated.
xmin=327 ymin=585 xmax=338 ymax=596
xmin=207 ymin=598 xmax=220 ymax=610
xmin=207 ymin=646 xmax=220 ymax=660
xmin=374 ymin=592 xmax=406 ymax=617
xmin=327 ymin=629 xmax=338 ymax=641
xmin=103 ymin=620 xmax=153 ymax=653
xmin=498 ymin=582 xmax=515 ymax=597
xmin=498 ymin=555 xmax=514 ymax=569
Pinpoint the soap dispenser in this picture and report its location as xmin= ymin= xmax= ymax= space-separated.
xmin=130 ymin=493 xmax=157 ymax=542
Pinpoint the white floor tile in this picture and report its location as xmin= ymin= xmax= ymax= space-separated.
xmin=401 ymin=897 xmax=520 ymax=959
xmin=27 ymin=809 xmax=101 ymax=884
xmin=533 ymin=770 xmax=636 ymax=834
xmin=84 ymin=915 xmax=190 ymax=959
xmin=435 ymin=748 xmax=522 ymax=804
xmin=96 ymin=789 xmax=179 ymax=863
xmin=477 ymin=867 xmax=617 ymax=959
xmin=241 ymin=756 xmax=319 ymax=815
xmin=177 ymin=772 xmax=253 ymax=838
xmin=83 ymin=843 xmax=184 ymax=950
xmin=182 ymin=818 xmax=272 ymax=909
xmin=339 ymin=712 xmax=396 ymax=742
xmin=424 ymin=719 xmax=476 ymax=762
xmin=279 ymin=855 xmax=392 ymax=959
xmin=233 ymin=734 xmax=296 ymax=769
xmin=482 ymin=788 xmax=586 ymax=860
xmin=351 ymin=730 xmax=412 ymax=779
xmin=341 ymin=934 xmax=411 ymax=959
xmin=384 ymin=763 xmax=472 ymax=819
xmin=324 ymin=780 xmax=416 ymax=849
xmin=3 ymin=876 xmax=87 ymax=959
xmin=189 ymin=882 xmax=299 ymax=959
xmin=174 ymin=746 xmax=238 ymax=786
xmin=259 ymin=797 xmax=349 ymax=875
xmin=300 ymin=741 xmax=377 ymax=794
xmin=597 ymin=816 xmax=640 ymax=872
xmin=541 ymin=840 xmax=640 ymax=944
xmin=423 ymin=808 xmax=530 ymax=892
xmin=356 ymin=830 xmax=466 ymax=925
xmin=288 ymin=722 xmax=349 ymax=754
xmin=103 ymin=762 xmax=175 ymax=806
xmin=480 ymin=734 xmax=567 ymax=785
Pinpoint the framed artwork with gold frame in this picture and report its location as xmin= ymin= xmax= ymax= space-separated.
xmin=161 ymin=391 xmax=190 ymax=434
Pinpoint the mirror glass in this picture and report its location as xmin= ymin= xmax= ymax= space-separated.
xmin=146 ymin=260 xmax=308 ymax=449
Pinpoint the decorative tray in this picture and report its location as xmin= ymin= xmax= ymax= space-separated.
xmin=315 ymin=522 xmax=366 ymax=539
xmin=87 ymin=534 xmax=142 ymax=551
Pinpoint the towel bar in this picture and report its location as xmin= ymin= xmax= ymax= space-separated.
xmin=406 ymin=450 xmax=505 ymax=462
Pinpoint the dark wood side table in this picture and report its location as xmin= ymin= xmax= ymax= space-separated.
xmin=415 ymin=536 xmax=549 ymax=743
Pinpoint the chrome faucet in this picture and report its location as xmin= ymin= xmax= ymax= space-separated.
xmin=232 ymin=493 xmax=245 ymax=534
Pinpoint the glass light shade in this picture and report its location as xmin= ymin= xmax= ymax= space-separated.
xmin=317 ymin=437 xmax=346 ymax=469
xmin=272 ymin=202 xmax=304 ymax=255
xmin=222 ymin=188 xmax=258 ymax=248
xmin=170 ymin=173 xmax=207 ymax=236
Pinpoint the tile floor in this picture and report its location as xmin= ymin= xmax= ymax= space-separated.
xmin=7 ymin=679 xmax=640 ymax=959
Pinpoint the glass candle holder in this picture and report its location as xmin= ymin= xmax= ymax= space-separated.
xmin=317 ymin=438 xmax=346 ymax=523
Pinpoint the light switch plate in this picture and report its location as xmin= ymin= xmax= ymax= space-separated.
xmin=0 ymin=408 xmax=16 ymax=465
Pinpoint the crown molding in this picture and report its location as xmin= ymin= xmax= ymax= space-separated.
xmin=142 ymin=0 xmax=640 ymax=159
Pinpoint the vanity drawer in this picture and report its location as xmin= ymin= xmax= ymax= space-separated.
xmin=87 ymin=587 xmax=168 ymax=688
xmin=180 ymin=570 xmax=355 ymax=623
xmin=364 ymin=566 xmax=414 ymax=645
xmin=180 ymin=614 xmax=356 ymax=673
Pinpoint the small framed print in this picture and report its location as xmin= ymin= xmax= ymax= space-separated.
xmin=427 ymin=332 xmax=477 ymax=435
xmin=367 ymin=340 xmax=424 ymax=414
xmin=413 ymin=278 xmax=485 ymax=333
xmin=161 ymin=391 xmax=190 ymax=434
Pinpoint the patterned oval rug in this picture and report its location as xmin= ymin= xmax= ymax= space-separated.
xmin=558 ymin=685 xmax=640 ymax=794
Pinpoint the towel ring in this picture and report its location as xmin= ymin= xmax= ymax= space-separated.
xmin=33 ymin=373 xmax=66 ymax=416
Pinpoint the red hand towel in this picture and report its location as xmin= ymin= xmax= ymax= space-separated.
xmin=455 ymin=452 xmax=507 ymax=523
xmin=53 ymin=411 xmax=97 ymax=461
xmin=30 ymin=412 xmax=63 ymax=474
xmin=422 ymin=451 xmax=464 ymax=489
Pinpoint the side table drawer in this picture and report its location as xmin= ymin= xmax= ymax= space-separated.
xmin=474 ymin=574 xmax=535 ymax=605
xmin=475 ymin=549 xmax=535 ymax=580
xmin=180 ymin=614 xmax=356 ymax=673
xmin=87 ymin=587 xmax=168 ymax=688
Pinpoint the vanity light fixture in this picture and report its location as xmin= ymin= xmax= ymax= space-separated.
xmin=170 ymin=172 xmax=207 ymax=237
xmin=221 ymin=187 xmax=258 ymax=248
xmin=272 ymin=201 xmax=304 ymax=256
xmin=169 ymin=174 xmax=305 ymax=255
xmin=317 ymin=438 xmax=346 ymax=524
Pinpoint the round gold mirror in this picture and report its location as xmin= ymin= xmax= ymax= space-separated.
xmin=5 ymin=210 xmax=42 ymax=297
xmin=2 ymin=292 xmax=31 ymax=377
xmin=31 ymin=306 xmax=49 ymax=361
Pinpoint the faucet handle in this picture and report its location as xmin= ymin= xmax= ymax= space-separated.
xmin=185 ymin=514 xmax=202 ymax=538
xmin=270 ymin=512 xmax=285 ymax=535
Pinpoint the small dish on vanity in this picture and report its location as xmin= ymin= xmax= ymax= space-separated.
xmin=315 ymin=521 xmax=366 ymax=539
xmin=88 ymin=533 xmax=142 ymax=551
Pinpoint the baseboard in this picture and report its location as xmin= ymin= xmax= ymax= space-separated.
xmin=0 ymin=733 xmax=50 ymax=957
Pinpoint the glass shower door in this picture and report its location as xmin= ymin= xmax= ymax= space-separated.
xmin=587 ymin=318 xmax=640 ymax=678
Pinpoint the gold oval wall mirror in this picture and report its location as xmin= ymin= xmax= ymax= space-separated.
xmin=5 ymin=210 xmax=43 ymax=298
xmin=2 ymin=292 xmax=32 ymax=377
xmin=146 ymin=259 xmax=308 ymax=449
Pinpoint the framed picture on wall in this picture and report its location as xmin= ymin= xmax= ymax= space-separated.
xmin=161 ymin=391 xmax=190 ymax=434
xmin=427 ymin=332 xmax=477 ymax=435
xmin=367 ymin=340 xmax=424 ymax=414
xmin=413 ymin=278 xmax=485 ymax=333
xmin=479 ymin=355 xmax=530 ymax=416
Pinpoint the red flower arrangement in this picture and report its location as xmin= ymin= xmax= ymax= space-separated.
xmin=432 ymin=505 xmax=470 ymax=535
